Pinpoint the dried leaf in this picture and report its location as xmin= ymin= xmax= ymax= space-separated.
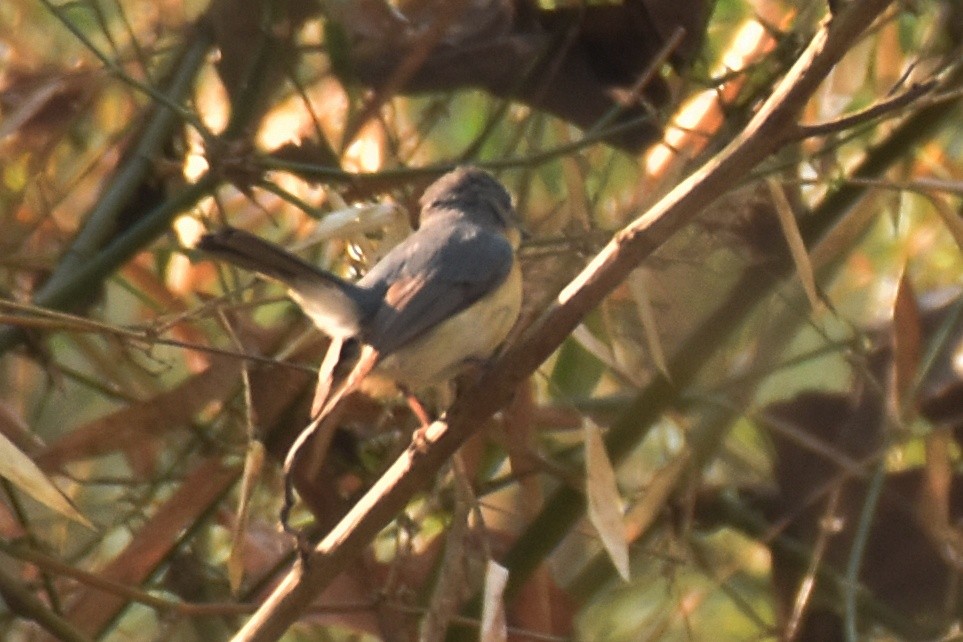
xmin=0 ymin=69 xmax=93 ymax=141
xmin=767 ymin=178 xmax=819 ymax=311
xmin=0 ymin=431 xmax=92 ymax=529
xmin=480 ymin=560 xmax=509 ymax=642
xmin=921 ymin=427 xmax=963 ymax=564
xmin=584 ymin=421 xmax=629 ymax=581
xmin=893 ymin=270 xmax=922 ymax=417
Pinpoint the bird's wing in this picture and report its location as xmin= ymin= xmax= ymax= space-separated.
xmin=360 ymin=224 xmax=515 ymax=357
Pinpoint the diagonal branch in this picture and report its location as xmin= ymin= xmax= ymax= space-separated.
xmin=231 ymin=2 xmax=896 ymax=640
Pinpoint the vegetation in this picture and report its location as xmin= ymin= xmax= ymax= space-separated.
xmin=0 ymin=0 xmax=961 ymax=640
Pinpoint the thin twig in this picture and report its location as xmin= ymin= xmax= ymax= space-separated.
xmin=793 ymin=79 xmax=936 ymax=140
xmin=844 ymin=462 xmax=887 ymax=641
xmin=0 ymin=302 xmax=315 ymax=374
xmin=38 ymin=0 xmax=211 ymax=136
xmin=0 ymin=563 xmax=90 ymax=642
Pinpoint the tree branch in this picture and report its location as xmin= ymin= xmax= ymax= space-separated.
xmin=793 ymin=78 xmax=936 ymax=140
xmin=231 ymin=2 xmax=897 ymax=640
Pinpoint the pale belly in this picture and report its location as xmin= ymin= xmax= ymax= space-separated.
xmin=374 ymin=263 xmax=523 ymax=388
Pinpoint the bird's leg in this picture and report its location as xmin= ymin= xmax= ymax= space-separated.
xmin=281 ymin=348 xmax=377 ymax=561
xmin=399 ymin=385 xmax=435 ymax=450
xmin=401 ymin=387 xmax=433 ymax=427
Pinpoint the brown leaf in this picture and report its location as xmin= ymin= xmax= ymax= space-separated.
xmin=480 ymin=560 xmax=509 ymax=642
xmin=627 ymin=269 xmax=671 ymax=381
xmin=37 ymin=356 xmax=242 ymax=472
xmin=893 ymin=270 xmax=922 ymax=418
xmin=0 ymin=67 xmax=95 ymax=143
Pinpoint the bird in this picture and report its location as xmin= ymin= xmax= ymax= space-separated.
xmin=197 ymin=167 xmax=524 ymax=533
xmin=198 ymin=165 xmax=523 ymax=393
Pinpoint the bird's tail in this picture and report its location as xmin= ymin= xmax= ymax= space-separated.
xmin=197 ymin=226 xmax=373 ymax=338
xmin=197 ymin=227 xmax=334 ymax=286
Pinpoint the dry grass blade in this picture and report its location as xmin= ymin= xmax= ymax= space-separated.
xmin=767 ymin=177 xmax=820 ymax=311
xmin=584 ymin=420 xmax=629 ymax=581
xmin=0 ymin=431 xmax=92 ymax=529
xmin=480 ymin=560 xmax=509 ymax=642
xmin=230 ymin=440 xmax=265 ymax=594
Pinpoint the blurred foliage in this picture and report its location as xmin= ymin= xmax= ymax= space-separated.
xmin=0 ymin=0 xmax=961 ymax=640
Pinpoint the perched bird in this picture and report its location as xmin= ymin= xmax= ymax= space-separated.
xmin=198 ymin=166 xmax=523 ymax=397
xmin=198 ymin=167 xmax=524 ymax=532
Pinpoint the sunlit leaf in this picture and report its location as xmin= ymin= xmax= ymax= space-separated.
xmin=0 ymin=431 xmax=92 ymax=529
xmin=480 ymin=560 xmax=509 ymax=642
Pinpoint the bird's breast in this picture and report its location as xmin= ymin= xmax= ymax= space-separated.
xmin=374 ymin=262 xmax=523 ymax=388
